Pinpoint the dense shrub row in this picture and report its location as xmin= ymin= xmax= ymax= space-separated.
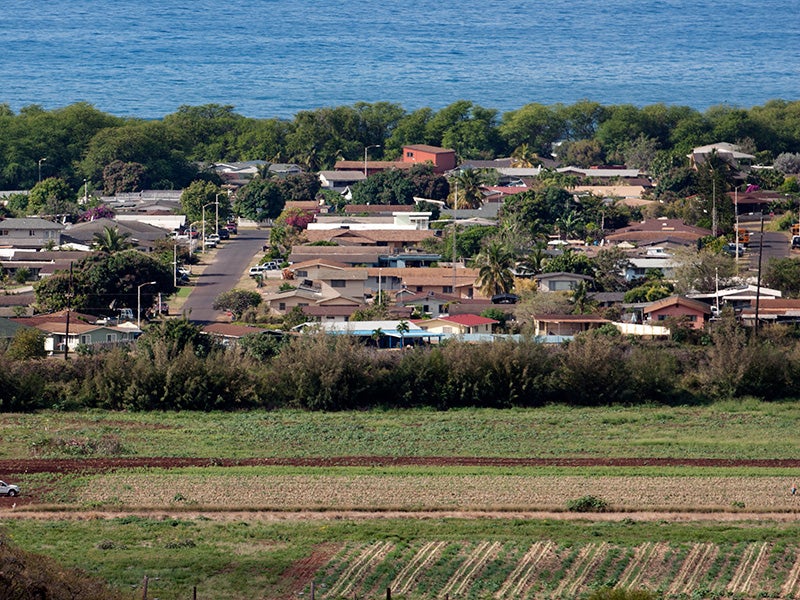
xmin=3 ymin=321 xmax=800 ymax=412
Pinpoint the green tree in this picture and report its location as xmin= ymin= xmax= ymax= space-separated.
xmin=499 ymin=102 xmax=564 ymax=156
xmin=473 ymin=240 xmax=515 ymax=296
xmin=351 ymin=168 xmax=415 ymax=205
xmin=92 ymin=226 xmax=133 ymax=253
xmin=27 ymin=177 xmax=74 ymax=216
xmin=137 ymin=317 xmax=217 ymax=359
xmin=764 ymin=257 xmax=800 ymax=297
xmin=544 ymin=248 xmax=595 ymax=276
xmin=102 ymin=160 xmax=146 ymax=194
xmin=6 ymin=327 xmax=46 ymax=360
xmin=180 ymin=180 xmax=230 ymax=227
xmin=212 ymin=289 xmax=263 ymax=320
xmin=35 ymin=250 xmax=173 ymax=315
xmin=275 ymin=172 xmax=321 ymax=201
xmin=451 ymin=168 xmax=486 ymax=209
xmin=234 ymin=178 xmax=285 ymax=221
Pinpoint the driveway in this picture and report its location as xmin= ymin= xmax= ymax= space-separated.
xmin=181 ymin=228 xmax=269 ymax=323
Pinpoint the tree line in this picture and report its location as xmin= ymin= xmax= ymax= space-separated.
xmin=2 ymin=99 xmax=800 ymax=194
xmin=1 ymin=316 xmax=798 ymax=412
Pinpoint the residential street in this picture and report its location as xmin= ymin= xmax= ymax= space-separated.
xmin=180 ymin=228 xmax=269 ymax=323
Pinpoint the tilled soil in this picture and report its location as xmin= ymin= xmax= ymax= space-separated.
xmin=4 ymin=455 xmax=800 ymax=475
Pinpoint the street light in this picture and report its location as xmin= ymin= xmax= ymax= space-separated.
xmin=38 ymin=157 xmax=47 ymax=183
xmin=137 ymin=281 xmax=157 ymax=330
xmin=201 ymin=201 xmax=218 ymax=254
xmin=364 ymin=144 xmax=380 ymax=177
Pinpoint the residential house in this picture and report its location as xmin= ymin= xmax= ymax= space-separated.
xmin=374 ymin=266 xmax=481 ymax=299
xmin=688 ymin=284 xmax=782 ymax=312
xmin=319 ymin=170 xmax=366 ymax=191
xmin=0 ymin=316 xmax=31 ymax=343
xmin=605 ymin=218 xmax=711 ymax=245
xmin=308 ymin=211 xmax=432 ymax=231
xmin=643 ymin=295 xmax=712 ymax=330
xmin=288 ymin=246 xmax=382 ymax=266
xmin=201 ymin=323 xmax=281 ymax=346
xmin=261 ymin=280 xmax=364 ymax=315
xmin=623 ymin=248 xmax=678 ymax=282
xmin=534 ymin=272 xmax=594 ymax=292
xmin=296 ymin=319 xmax=442 ymax=348
xmin=11 ymin=310 xmax=142 ymax=354
xmin=401 ymin=145 xmax=457 ymax=173
xmin=0 ymin=217 xmax=63 ymax=250
xmin=62 ymin=218 xmax=171 ymax=252
xmin=416 ymin=314 xmax=498 ymax=336
xmin=531 ymin=314 xmax=610 ymax=337
xmin=688 ymin=142 xmax=755 ymax=174
xmin=740 ymin=299 xmax=800 ymax=325
xmin=394 ymin=290 xmax=461 ymax=317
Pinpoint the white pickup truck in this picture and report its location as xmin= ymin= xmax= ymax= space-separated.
xmin=0 ymin=480 xmax=19 ymax=497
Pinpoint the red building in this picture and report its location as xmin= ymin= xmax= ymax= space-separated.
xmin=401 ymin=145 xmax=456 ymax=173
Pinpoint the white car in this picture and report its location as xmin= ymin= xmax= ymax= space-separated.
xmin=0 ymin=480 xmax=19 ymax=497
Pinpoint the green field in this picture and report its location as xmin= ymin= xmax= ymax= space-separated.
xmin=3 ymin=399 xmax=800 ymax=460
xmin=5 ymin=402 xmax=800 ymax=599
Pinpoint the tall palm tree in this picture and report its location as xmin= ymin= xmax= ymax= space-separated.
xmin=511 ymin=143 xmax=541 ymax=168
xmin=474 ymin=240 xmax=515 ymax=297
xmin=451 ymin=168 xmax=485 ymax=210
xmin=92 ymin=226 xmax=133 ymax=253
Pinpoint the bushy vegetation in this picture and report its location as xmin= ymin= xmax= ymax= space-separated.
xmin=4 ymin=317 xmax=800 ymax=412
xmin=0 ymin=532 xmax=125 ymax=600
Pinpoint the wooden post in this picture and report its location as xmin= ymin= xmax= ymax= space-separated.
xmin=386 ymin=587 xmax=391 ymax=600
xmin=141 ymin=575 xmax=148 ymax=600
xmin=193 ymin=585 xmax=197 ymax=600
xmin=310 ymin=582 xmax=315 ymax=600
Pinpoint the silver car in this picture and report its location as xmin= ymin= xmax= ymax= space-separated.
xmin=0 ymin=480 xmax=19 ymax=497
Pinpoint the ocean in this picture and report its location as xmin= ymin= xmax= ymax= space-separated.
xmin=1 ymin=0 xmax=798 ymax=120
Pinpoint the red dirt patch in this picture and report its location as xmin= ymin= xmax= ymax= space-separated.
xmin=276 ymin=543 xmax=342 ymax=600
xmin=2 ymin=455 xmax=800 ymax=477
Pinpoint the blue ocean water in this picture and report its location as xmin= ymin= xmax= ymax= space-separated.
xmin=1 ymin=0 xmax=798 ymax=119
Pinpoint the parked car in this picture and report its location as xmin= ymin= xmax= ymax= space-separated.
xmin=204 ymin=239 xmax=217 ymax=249
xmin=225 ymin=222 xmax=238 ymax=234
xmin=206 ymin=233 xmax=221 ymax=243
xmin=249 ymin=262 xmax=280 ymax=276
xmin=216 ymin=228 xmax=230 ymax=240
xmin=792 ymin=235 xmax=800 ymax=249
xmin=0 ymin=480 xmax=19 ymax=497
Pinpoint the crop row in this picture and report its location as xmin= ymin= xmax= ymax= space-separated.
xmin=74 ymin=472 xmax=800 ymax=512
xmin=310 ymin=540 xmax=800 ymax=599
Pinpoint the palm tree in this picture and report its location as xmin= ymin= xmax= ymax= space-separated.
xmin=555 ymin=211 xmax=583 ymax=241
xmin=451 ymin=168 xmax=485 ymax=210
xmin=570 ymin=281 xmax=597 ymax=314
xmin=474 ymin=241 xmax=515 ymax=297
xmin=92 ymin=226 xmax=133 ymax=253
xmin=511 ymin=143 xmax=541 ymax=168
xmin=396 ymin=320 xmax=410 ymax=349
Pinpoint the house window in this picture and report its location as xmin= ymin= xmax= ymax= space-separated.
xmin=106 ymin=333 xmax=117 ymax=342
xmin=298 ymin=303 xmax=308 ymax=307
xmin=29 ymin=230 xmax=35 ymax=236
xmin=278 ymin=302 xmax=286 ymax=311
xmin=687 ymin=315 xmax=697 ymax=322
xmin=423 ymin=304 xmax=429 ymax=313
xmin=657 ymin=315 xmax=667 ymax=321
xmin=406 ymin=151 xmax=414 ymax=158
xmin=331 ymin=279 xmax=346 ymax=288
xmin=416 ymin=286 xmax=423 ymax=292
xmin=0 ymin=230 xmax=7 ymax=236
xmin=80 ymin=335 xmax=90 ymax=345
xmin=443 ymin=286 xmax=453 ymax=294
xmin=296 ymin=270 xmax=308 ymax=277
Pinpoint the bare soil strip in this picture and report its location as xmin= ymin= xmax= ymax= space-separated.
xmin=7 ymin=456 xmax=800 ymax=476
xmin=564 ymin=542 xmax=609 ymax=598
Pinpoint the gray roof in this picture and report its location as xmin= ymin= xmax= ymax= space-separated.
xmin=0 ymin=217 xmax=64 ymax=230
xmin=0 ymin=316 xmax=31 ymax=338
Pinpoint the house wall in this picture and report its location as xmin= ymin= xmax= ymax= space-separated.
xmin=0 ymin=228 xmax=61 ymax=249
xmin=401 ymin=148 xmax=457 ymax=173
xmin=647 ymin=306 xmax=706 ymax=329
xmin=268 ymin=296 xmax=316 ymax=315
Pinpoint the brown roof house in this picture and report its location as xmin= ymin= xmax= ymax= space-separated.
xmin=643 ymin=295 xmax=712 ymax=330
xmin=531 ymin=314 xmax=610 ymax=338
xmin=605 ymin=218 xmax=711 ymax=245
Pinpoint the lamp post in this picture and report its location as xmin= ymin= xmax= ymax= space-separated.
xmin=137 ymin=281 xmax=157 ymax=330
xmin=201 ymin=201 xmax=218 ymax=254
xmin=364 ymin=144 xmax=380 ymax=177
xmin=38 ymin=157 xmax=47 ymax=183
xmin=83 ymin=179 xmax=88 ymax=205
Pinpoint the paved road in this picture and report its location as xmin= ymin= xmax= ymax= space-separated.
xmin=181 ymin=228 xmax=269 ymax=323
xmin=746 ymin=230 xmax=789 ymax=274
